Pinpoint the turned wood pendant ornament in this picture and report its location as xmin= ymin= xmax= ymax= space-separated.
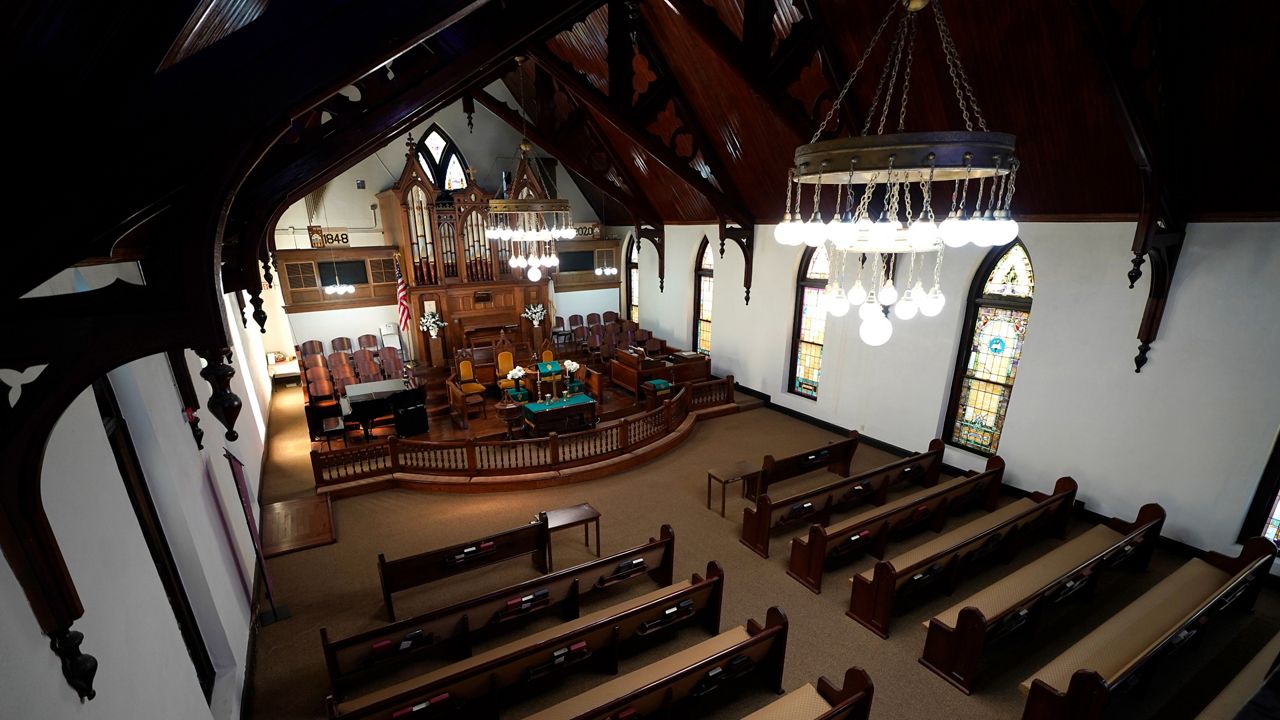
xmin=51 ymin=629 xmax=97 ymax=702
xmin=261 ymin=258 xmax=274 ymax=288
xmin=248 ymin=290 xmax=268 ymax=334
xmin=199 ymin=348 xmax=242 ymax=441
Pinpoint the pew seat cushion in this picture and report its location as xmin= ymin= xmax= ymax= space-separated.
xmin=858 ymin=499 xmax=1037 ymax=581
xmin=817 ymin=474 xmax=980 ymax=545
xmin=1020 ymin=558 xmax=1230 ymax=695
xmin=335 ymin=580 xmax=693 ymax=716
xmin=1195 ymin=629 xmax=1280 ymax=719
xmin=929 ymin=524 xmax=1125 ymax=630
xmin=523 ymin=626 xmax=751 ymax=720
xmin=741 ymin=683 xmax=831 ymax=719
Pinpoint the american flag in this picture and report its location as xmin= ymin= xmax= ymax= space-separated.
xmin=395 ymin=256 xmax=411 ymax=331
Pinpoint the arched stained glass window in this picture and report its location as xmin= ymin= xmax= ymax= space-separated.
xmin=415 ymin=124 xmax=469 ymax=192
xmin=626 ymin=237 xmax=640 ymax=323
xmin=945 ymin=242 xmax=1034 ymax=454
xmin=693 ymin=238 xmax=714 ymax=355
xmin=789 ymin=246 xmax=830 ymax=399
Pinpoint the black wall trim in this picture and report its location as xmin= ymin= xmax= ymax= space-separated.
xmin=239 ymin=566 xmax=263 ymax=720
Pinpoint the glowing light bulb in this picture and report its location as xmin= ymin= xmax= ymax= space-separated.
xmin=564 ymin=226 xmax=577 ymax=239
xmin=854 ymin=216 xmax=875 ymax=234
xmin=878 ymin=280 xmax=899 ymax=306
xmin=858 ymin=292 xmax=882 ymax=321
xmin=825 ymin=286 xmax=850 ymax=317
xmin=831 ymin=218 xmax=857 ymax=250
xmin=919 ymin=286 xmax=946 ymax=317
xmin=802 ymin=220 xmax=825 ymax=248
xmin=595 ymin=267 xmax=603 ymax=276
xmin=907 ymin=220 xmax=938 ymax=249
xmin=872 ymin=219 xmax=902 ymax=242
xmin=513 ymin=255 xmax=528 ymax=269
xmin=774 ymin=218 xmax=795 ymax=246
xmin=526 ymin=266 xmax=542 ymax=282
xmin=508 ymin=256 xmax=520 ymax=269
xmin=847 ymin=279 xmax=867 ymax=306
xmin=940 ymin=213 xmax=967 ymax=248
xmin=894 ymin=286 xmax=918 ymax=319
xmin=548 ymin=254 xmax=560 ymax=267
xmin=859 ymin=313 xmax=893 ymax=346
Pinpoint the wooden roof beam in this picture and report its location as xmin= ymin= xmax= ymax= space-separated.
xmin=528 ymin=47 xmax=753 ymax=226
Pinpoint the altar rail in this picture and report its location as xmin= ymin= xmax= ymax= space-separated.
xmin=310 ymin=377 xmax=735 ymax=489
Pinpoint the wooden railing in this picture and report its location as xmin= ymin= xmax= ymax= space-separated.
xmin=310 ymin=376 xmax=736 ymax=487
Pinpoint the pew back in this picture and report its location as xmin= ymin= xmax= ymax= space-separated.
xmin=744 ymin=433 xmax=860 ymax=501
xmin=743 ymin=667 xmax=874 ymax=720
xmin=377 ymin=515 xmax=550 ymax=621
xmin=323 ymin=526 xmax=676 ymax=696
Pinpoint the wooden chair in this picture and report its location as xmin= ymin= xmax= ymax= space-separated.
xmin=568 ymin=313 xmax=584 ymax=329
xmin=377 ymin=347 xmax=400 ymax=365
xmin=496 ymin=350 xmax=517 ymax=393
xmin=331 ymin=337 xmax=353 ymax=354
xmin=305 ymin=366 xmax=329 ymax=384
xmin=603 ymin=310 xmax=618 ymax=323
xmin=455 ymin=356 xmax=487 ymax=397
xmin=332 ymin=376 xmax=351 ymax=397
xmin=586 ymin=312 xmax=601 ymax=326
xmin=357 ymin=334 xmax=379 ymax=351
xmin=554 ymin=316 xmax=566 ymax=330
xmin=352 ymin=348 xmax=377 ymax=365
xmin=326 ymin=352 xmax=350 ymax=369
xmin=330 ymin=364 xmax=355 ymax=381
xmin=571 ymin=325 xmax=588 ymax=350
xmin=381 ymin=355 xmax=404 ymax=380
xmin=301 ymin=340 xmax=325 ymax=356
xmin=356 ymin=362 xmax=381 ymax=383
xmin=585 ymin=334 xmax=603 ymax=366
xmin=308 ymin=379 xmax=335 ymax=401
xmin=303 ymin=354 xmax=326 ymax=370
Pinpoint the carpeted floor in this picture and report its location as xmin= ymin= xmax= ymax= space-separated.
xmin=250 ymin=386 xmax=1279 ymax=719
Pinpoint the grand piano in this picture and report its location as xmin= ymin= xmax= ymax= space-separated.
xmin=341 ymin=380 xmax=426 ymax=440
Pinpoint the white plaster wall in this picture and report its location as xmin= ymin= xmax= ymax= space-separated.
xmin=548 ymin=284 xmax=620 ymax=325
xmin=643 ymin=221 xmax=1280 ymax=554
xmin=283 ymin=305 xmax=401 ymax=357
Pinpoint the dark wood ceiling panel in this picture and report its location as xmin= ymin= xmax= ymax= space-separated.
xmin=643 ymin=0 xmax=804 ymax=220
xmin=546 ymin=4 xmax=610 ymax=95
xmin=588 ymin=105 xmax=719 ymax=220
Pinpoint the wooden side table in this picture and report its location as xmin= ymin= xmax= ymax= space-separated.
xmin=540 ymin=503 xmax=601 ymax=570
xmin=706 ymin=461 xmax=753 ymax=517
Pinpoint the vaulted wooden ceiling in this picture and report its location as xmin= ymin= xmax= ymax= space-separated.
xmin=480 ymin=0 xmax=1279 ymax=225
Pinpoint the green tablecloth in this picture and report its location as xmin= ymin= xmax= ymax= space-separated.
xmin=525 ymin=393 xmax=596 ymax=414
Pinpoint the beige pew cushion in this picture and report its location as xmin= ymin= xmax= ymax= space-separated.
xmin=524 ymin=626 xmax=751 ymax=720
xmin=1020 ymin=558 xmax=1230 ymax=695
xmin=929 ymin=524 xmax=1124 ymax=630
xmin=825 ymin=474 xmax=979 ymax=537
xmin=742 ymin=683 xmax=831 ymax=719
xmin=336 ymin=580 xmax=693 ymax=715
xmin=1195 ymin=629 xmax=1280 ymax=719
xmin=858 ymin=498 xmax=1036 ymax=581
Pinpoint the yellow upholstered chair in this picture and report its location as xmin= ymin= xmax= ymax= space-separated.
xmin=496 ymin=351 xmax=517 ymax=392
xmin=456 ymin=359 xmax=487 ymax=397
xmin=540 ymin=349 xmax=554 ymax=363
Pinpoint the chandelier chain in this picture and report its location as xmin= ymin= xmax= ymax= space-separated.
xmin=1004 ymin=158 xmax=1020 ymax=210
xmin=933 ymin=1 xmax=988 ymax=132
xmin=920 ymin=160 xmax=936 ymax=222
xmin=897 ymin=11 xmax=918 ymax=133
xmin=810 ymin=0 xmax=899 ymax=143
xmin=783 ymin=168 xmax=795 ymax=218
xmin=866 ymin=12 xmax=911 ymax=137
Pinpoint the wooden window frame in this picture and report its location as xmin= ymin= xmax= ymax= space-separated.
xmin=625 ymin=236 xmax=639 ymax=323
xmin=692 ymin=237 xmax=713 ymax=355
xmin=788 ymin=246 xmax=828 ymax=401
xmin=1238 ymin=430 xmax=1280 ymax=543
xmin=943 ymin=240 xmax=1034 ymax=457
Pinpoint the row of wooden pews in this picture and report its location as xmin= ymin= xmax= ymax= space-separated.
xmin=325 ymin=522 xmax=876 ymax=719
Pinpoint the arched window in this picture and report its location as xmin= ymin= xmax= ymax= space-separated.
xmin=625 ymin=237 xmax=640 ymax=323
xmin=416 ymin=124 xmax=469 ymax=191
xmin=789 ymin=245 xmax=830 ymax=399
xmin=693 ymin=238 xmax=714 ymax=355
xmin=945 ymin=241 xmax=1035 ymax=455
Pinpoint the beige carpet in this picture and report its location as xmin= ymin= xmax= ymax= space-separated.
xmin=249 ymin=386 xmax=1279 ymax=720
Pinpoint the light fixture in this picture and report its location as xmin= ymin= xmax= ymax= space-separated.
xmin=775 ymin=0 xmax=1022 ymax=345
xmin=484 ymin=56 xmax=575 ymax=282
xmin=594 ymin=264 xmax=618 ymax=276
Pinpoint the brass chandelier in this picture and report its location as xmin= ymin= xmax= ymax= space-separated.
xmin=775 ymin=0 xmax=1022 ymax=346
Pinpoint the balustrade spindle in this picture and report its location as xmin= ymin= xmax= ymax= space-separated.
xmin=548 ymin=432 xmax=560 ymax=465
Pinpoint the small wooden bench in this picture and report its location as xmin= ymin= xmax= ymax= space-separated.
xmin=742 ymin=440 xmax=944 ymax=559
xmin=1020 ymin=537 xmax=1277 ymax=720
xmin=1195 ymin=628 xmax=1280 ymax=719
xmin=787 ymin=454 xmax=1001 ymax=593
xmin=523 ymin=607 xmax=789 ymax=720
xmin=377 ymin=515 xmax=550 ymax=621
xmin=742 ymin=433 xmax=860 ymax=501
xmin=330 ymin=562 xmax=727 ymax=719
xmin=920 ymin=504 xmax=1166 ymax=693
xmin=743 ymin=666 xmax=874 ymax=720
xmin=848 ymin=477 xmax=1078 ymax=638
xmin=322 ymin=526 xmax=675 ymax=698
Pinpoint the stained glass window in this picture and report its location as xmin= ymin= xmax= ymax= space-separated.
xmin=790 ymin=246 xmax=829 ymax=399
xmin=947 ymin=242 xmax=1034 ymax=454
xmin=626 ymin=237 xmax=640 ymax=323
xmin=414 ymin=123 xmax=468 ymax=193
xmin=694 ymin=239 xmax=714 ymax=355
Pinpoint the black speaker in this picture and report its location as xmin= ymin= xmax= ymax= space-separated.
xmin=390 ymin=390 xmax=429 ymax=437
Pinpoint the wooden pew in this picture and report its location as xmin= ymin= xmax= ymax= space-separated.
xmin=329 ymin=562 xmax=728 ymax=720
xmin=920 ymin=504 xmax=1166 ymax=693
xmin=378 ymin=515 xmax=551 ymax=621
xmin=743 ymin=666 xmax=874 ymax=720
xmin=741 ymin=433 xmax=860 ymax=502
xmin=787 ymin=455 xmax=1002 ymax=593
xmin=523 ymin=607 xmax=790 ymax=720
xmin=742 ymin=440 xmax=944 ymax=559
xmin=1195 ymin=628 xmax=1280 ymax=719
xmin=323 ymin=526 xmax=676 ymax=698
xmin=848 ymin=477 xmax=1078 ymax=638
xmin=1020 ymin=537 xmax=1277 ymax=720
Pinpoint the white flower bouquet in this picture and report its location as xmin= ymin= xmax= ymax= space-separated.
xmin=419 ymin=311 xmax=447 ymax=338
xmin=506 ymin=366 xmax=527 ymax=381
xmin=521 ymin=304 xmax=547 ymax=325
xmin=562 ymin=359 xmax=580 ymax=374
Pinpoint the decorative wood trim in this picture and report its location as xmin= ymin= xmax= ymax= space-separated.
xmin=718 ymin=220 xmax=755 ymax=304
xmin=635 ymin=222 xmax=665 ymax=291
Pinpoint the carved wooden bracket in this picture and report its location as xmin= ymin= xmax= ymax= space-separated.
xmin=718 ymin=219 xmax=755 ymax=304
xmin=636 ymin=222 xmax=665 ymax=291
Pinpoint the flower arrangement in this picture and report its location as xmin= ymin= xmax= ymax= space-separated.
xmin=419 ymin=311 xmax=447 ymax=338
xmin=562 ymin=359 xmax=580 ymax=375
xmin=506 ymin=366 xmax=527 ymax=381
xmin=521 ymin=303 xmax=547 ymax=325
